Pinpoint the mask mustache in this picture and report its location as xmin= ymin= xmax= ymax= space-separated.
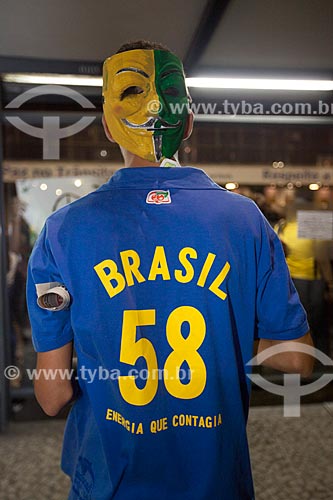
xmin=122 ymin=117 xmax=181 ymax=130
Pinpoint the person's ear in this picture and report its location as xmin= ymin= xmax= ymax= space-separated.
xmin=183 ymin=111 xmax=194 ymax=141
xmin=102 ymin=115 xmax=115 ymax=143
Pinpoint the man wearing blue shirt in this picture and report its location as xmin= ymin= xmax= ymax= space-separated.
xmin=27 ymin=40 xmax=313 ymax=500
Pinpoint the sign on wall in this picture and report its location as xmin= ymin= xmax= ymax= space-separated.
xmin=2 ymin=161 xmax=333 ymax=186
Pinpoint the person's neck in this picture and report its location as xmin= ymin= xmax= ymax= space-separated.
xmin=121 ymin=148 xmax=180 ymax=168
xmin=122 ymin=151 xmax=161 ymax=168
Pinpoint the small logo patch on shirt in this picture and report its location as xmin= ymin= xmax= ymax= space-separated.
xmin=146 ymin=190 xmax=171 ymax=204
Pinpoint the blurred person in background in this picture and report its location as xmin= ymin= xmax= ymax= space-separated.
xmin=6 ymin=196 xmax=32 ymax=386
xmin=276 ymin=205 xmax=332 ymax=354
xmin=256 ymin=185 xmax=285 ymax=226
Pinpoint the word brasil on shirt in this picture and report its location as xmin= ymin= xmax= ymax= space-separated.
xmin=94 ymin=245 xmax=230 ymax=301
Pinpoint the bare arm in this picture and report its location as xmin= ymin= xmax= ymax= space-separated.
xmin=257 ymin=332 xmax=314 ymax=378
xmin=34 ymin=342 xmax=74 ymax=416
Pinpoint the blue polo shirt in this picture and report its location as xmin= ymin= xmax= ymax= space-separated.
xmin=27 ymin=167 xmax=309 ymax=500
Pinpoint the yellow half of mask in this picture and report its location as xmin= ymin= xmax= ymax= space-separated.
xmin=103 ymin=49 xmax=190 ymax=162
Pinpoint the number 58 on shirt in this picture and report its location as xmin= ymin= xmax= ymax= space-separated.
xmin=118 ymin=306 xmax=207 ymax=406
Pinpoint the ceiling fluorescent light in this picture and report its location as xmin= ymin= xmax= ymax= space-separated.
xmin=2 ymin=73 xmax=103 ymax=86
xmin=3 ymin=74 xmax=333 ymax=92
xmin=185 ymin=77 xmax=333 ymax=91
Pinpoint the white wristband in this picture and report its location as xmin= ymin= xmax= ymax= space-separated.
xmin=36 ymin=282 xmax=71 ymax=311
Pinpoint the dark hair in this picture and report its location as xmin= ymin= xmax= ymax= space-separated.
xmin=116 ymin=39 xmax=173 ymax=54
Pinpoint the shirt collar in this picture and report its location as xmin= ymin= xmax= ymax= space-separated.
xmin=99 ymin=166 xmax=221 ymax=191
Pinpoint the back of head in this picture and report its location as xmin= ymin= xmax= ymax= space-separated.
xmin=102 ymin=39 xmax=192 ymax=163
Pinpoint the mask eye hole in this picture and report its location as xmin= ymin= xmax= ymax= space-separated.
xmin=163 ymin=87 xmax=180 ymax=97
xmin=120 ymin=86 xmax=144 ymax=100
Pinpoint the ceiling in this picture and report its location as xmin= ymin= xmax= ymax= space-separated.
xmin=0 ymin=0 xmax=332 ymax=77
xmin=0 ymin=0 xmax=205 ymax=65
xmin=196 ymin=0 xmax=333 ymax=74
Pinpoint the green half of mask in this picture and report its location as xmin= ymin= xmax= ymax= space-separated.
xmin=152 ymin=50 xmax=190 ymax=160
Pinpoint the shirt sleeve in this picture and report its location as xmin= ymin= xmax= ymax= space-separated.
xmin=26 ymin=222 xmax=74 ymax=352
xmin=255 ymin=214 xmax=309 ymax=340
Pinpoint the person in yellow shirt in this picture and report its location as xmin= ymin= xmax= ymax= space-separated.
xmin=276 ymin=216 xmax=332 ymax=353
